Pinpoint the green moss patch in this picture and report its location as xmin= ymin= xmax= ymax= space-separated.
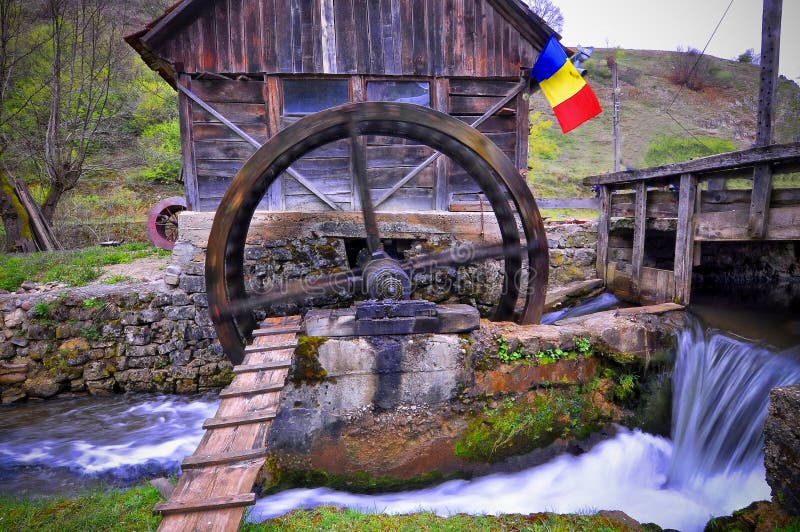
xmin=263 ymin=467 xmax=459 ymax=496
xmin=290 ymin=336 xmax=329 ymax=384
xmin=454 ymin=387 xmax=608 ymax=463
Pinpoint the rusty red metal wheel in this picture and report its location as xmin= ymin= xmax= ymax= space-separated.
xmin=206 ymin=102 xmax=549 ymax=364
xmin=147 ymin=196 xmax=187 ymax=250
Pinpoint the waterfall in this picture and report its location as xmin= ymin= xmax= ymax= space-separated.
xmin=669 ymin=316 xmax=800 ymax=489
xmin=251 ymin=312 xmax=800 ymax=531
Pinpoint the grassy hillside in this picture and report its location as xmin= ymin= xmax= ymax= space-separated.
xmin=527 ymin=49 xmax=800 ymax=198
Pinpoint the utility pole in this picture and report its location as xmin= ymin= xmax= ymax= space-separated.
xmin=608 ymin=55 xmax=621 ymax=173
xmin=748 ymin=0 xmax=782 ymax=238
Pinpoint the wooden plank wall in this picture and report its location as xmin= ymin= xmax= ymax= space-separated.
xmin=188 ymin=78 xmax=269 ymax=211
xmin=189 ymin=76 xmax=527 ymax=212
xmin=155 ymin=0 xmax=536 ymax=78
xmin=448 ymin=79 xmax=520 ymax=204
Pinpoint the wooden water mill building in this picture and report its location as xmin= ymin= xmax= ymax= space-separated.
xmin=126 ymin=0 xmax=556 ymax=213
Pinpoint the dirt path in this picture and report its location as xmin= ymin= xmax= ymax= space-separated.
xmin=96 ymin=255 xmax=173 ymax=284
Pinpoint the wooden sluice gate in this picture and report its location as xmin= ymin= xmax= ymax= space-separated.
xmin=154 ymin=316 xmax=301 ymax=532
xmin=584 ymin=142 xmax=800 ymax=306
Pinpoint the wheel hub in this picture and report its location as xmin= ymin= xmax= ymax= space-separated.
xmin=362 ymin=253 xmax=411 ymax=300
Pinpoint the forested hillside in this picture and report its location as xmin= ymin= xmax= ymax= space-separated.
xmin=1 ymin=0 xmax=798 ymax=250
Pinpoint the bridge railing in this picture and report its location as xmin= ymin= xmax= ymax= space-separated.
xmin=581 ymin=142 xmax=800 ymax=305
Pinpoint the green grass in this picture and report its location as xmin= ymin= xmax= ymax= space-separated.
xmin=243 ymin=506 xmax=631 ymax=531
xmin=0 ymin=243 xmax=169 ymax=291
xmin=0 ymin=484 xmax=163 ymax=532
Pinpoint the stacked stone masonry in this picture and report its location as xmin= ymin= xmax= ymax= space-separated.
xmin=0 ymin=216 xmax=597 ymax=403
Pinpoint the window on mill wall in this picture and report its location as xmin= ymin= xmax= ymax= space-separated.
xmin=367 ymin=81 xmax=430 ymax=106
xmin=282 ymin=79 xmax=350 ymax=115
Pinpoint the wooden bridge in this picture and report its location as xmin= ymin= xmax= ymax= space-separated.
xmin=153 ymin=316 xmax=301 ymax=532
xmin=584 ymin=142 xmax=800 ymax=306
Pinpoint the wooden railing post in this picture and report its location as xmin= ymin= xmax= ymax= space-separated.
xmin=674 ymin=173 xmax=698 ymax=305
xmin=631 ymin=182 xmax=647 ymax=297
xmin=596 ymin=185 xmax=611 ymax=283
xmin=748 ymin=0 xmax=782 ymax=238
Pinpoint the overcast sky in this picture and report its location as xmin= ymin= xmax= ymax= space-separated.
xmin=554 ymin=0 xmax=800 ymax=82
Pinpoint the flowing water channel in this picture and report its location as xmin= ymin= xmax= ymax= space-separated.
xmin=1 ymin=293 xmax=799 ymax=530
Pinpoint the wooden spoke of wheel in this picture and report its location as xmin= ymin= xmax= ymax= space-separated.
xmin=206 ymin=102 xmax=549 ymax=364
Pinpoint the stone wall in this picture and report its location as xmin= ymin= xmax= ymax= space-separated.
xmin=0 ymin=283 xmax=231 ymax=403
xmin=265 ymin=307 xmax=684 ymax=485
xmin=0 ymin=213 xmax=597 ymax=404
xmin=171 ymin=212 xmax=598 ymax=316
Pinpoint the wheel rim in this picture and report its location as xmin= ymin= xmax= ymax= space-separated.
xmin=206 ymin=102 xmax=549 ymax=363
xmin=147 ymin=196 xmax=187 ymax=250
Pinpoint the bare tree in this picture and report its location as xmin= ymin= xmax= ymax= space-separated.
xmin=526 ymin=0 xmax=564 ymax=33
xmin=39 ymin=0 xmax=127 ymax=223
xmin=0 ymin=0 xmax=39 ymax=251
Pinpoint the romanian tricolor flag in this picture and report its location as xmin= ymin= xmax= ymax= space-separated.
xmin=532 ymin=35 xmax=602 ymax=133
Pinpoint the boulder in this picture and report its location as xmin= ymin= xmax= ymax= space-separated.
xmin=23 ymin=374 xmax=61 ymax=398
xmin=765 ymin=384 xmax=800 ymax=516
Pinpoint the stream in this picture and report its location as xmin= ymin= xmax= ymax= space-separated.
xmin=1 ymin=293 xmax=799 ymax=530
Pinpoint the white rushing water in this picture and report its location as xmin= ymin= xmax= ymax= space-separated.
xmin=0 ymin=393 xmax=218 ymax=493
xmin=540 ymin=292 xmax=621 ymax=325
xmin=250 ymin=317 xmax=800 ymax=531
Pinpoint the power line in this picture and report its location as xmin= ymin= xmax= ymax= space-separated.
xmin=664 ymin=0 xmax=735 ymax=114
xmin=660 ymin=0 xmax=736 ymax=154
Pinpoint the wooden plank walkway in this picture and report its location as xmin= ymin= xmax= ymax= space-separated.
xmin=154 ymin=316 xmax=301 ymax=532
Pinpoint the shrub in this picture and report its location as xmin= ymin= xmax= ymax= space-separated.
xmin=737 ymin=49 xmax=755 ymax=64
xmin=133 ymin=119 xmax=182 ymax=184
xmin=669 ymin=47 xmax=712 ymax=91
xmin=643 ymin=135 xmax=736 ymax=167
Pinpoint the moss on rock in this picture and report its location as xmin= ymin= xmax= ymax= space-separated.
xmin=290 ymin=336 xmax=329 ymax=384
xmin=454 ymin=386 xmax=609 ymax=463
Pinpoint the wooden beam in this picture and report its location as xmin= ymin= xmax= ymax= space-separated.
xmin=696 ymin=204 xmax=800 ymax=241
xmin=582 ymin=142 xmax=800 ymax=186
xmin=631 ymin=182 xmax=647 ymax=297
xmin=218 ymin=382 xmax=284 ymax=398
xmin=265 ymin=76 xmax=284 ymax=210
xmin=178 ymin=74 xmax=199 ymax=211
xmin=596 ymin=185 xmax=611 ymax=283
xmin=748 ymin=0 xmax=782 ymax=238
xmin=202 ymin=409 xmax=278 ymax=429
xmin=252 ymin=326 xmax=302 ymax=336
xmin=233 ymin=361 xmax=292 ymax=374
xmin=674 ymin=173 xmax=698 ymax=305
xmin=181 ymin=448 xmax=268 ymax=469
xmin=434 ymin=77 xmax=450 ymax=211
xmin=153 ymin=493 xmax=256 ymax=515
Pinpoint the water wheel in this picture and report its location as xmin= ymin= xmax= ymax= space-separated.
xmin=206 ymin=102 xmax=549 ymax=363
xmin=147 ymin=196 xmax=187 ymax=250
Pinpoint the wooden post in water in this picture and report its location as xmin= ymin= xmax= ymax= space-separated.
xmin=674 ymin=173 xmax=698 ymax=305
xmin=748 ymin=0 xmax=782 ymax=238
xmin=596 ymin=185 xmax=611 ymax=283
xmin=631 ymin=182 xmax=647 ymax=297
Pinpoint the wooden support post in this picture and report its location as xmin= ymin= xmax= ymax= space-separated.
xmin=748 ymin=0 xmax=782 ymax=238
xmin=434 ymin=77 xmax=450 ymax=211
xmin=674 ymin=173 xmax=698 ymax=305
xmin=265 ymin=76 xmax=284 ymax=210
xmin=596 ymin=185 xmax=611 ymax=283
xmin=631 ymin=182 xmax=647 ymax=297
xmin=178 ymin=74 xmax=199 ymax=210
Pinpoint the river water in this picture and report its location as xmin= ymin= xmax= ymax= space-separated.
xmin=1 ymin=293 xmax=799 ymax=530
xmin=0 ymin=394 xmax=218 ymax=497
